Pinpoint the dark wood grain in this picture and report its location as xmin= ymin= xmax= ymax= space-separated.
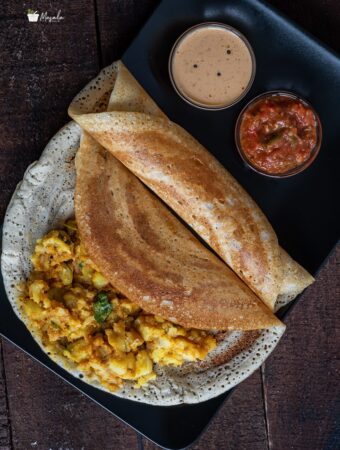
xmin=0 ymin=0 xmax=99 ymax=219
xmin=263 ymin=246 xmax=340 ymax=450
xmin=95 ymin=0 xmax=160 ymax=66
xmin=142 ymin=370 xmax=268 ymax=450
xmin=2 ymin=339 xmax=139 ymax=450
xmin=0 ymin=0 xmax=339 ymax=449
xmin=0 ymin=342 xmax=11 ymax=450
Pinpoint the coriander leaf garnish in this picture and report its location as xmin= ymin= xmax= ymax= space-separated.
xmin=93 ymin=291 xmax=113 ymax=324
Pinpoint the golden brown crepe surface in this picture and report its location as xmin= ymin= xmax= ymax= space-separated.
xmin=75 ymin=133 xmax=282 ymax=330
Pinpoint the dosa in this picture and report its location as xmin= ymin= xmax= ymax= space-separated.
xmin=69 ymin=61 xmax=314 ymax=311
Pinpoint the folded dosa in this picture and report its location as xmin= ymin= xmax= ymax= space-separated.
xmin=69 ymin=61 xmax=314 ymax=311
xmin=1 ymin=121 xmax=286 ymax=405
xmin=75 ymin=132 xmax=281 ymax=330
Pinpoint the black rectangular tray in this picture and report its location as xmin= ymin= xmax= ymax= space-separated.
xmin=1 ymin=1 xmax=339 ymax=449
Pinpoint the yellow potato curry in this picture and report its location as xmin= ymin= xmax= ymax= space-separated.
xmin=20 ymin=221 xmax=216 ymax=391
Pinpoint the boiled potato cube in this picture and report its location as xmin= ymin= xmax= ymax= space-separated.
xmin=92 ymin=272 xmax=109 ymax=289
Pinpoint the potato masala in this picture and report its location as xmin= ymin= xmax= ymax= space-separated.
xmin=19 ymin=221 xmax=216 ymax=392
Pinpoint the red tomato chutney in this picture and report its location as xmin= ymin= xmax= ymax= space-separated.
xmin=239 ymin=94 xmax=318 ymax=175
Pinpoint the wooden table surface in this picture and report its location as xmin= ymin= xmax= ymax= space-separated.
xmin=0 ymin=1 xmax=339 ymax=449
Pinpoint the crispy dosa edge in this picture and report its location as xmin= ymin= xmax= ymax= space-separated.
xmin=276 ymin=248 xmax=314 ymax=311
xmin=75 ymin=132 xmax=282 ymax=330
xmin=69 ymin=61 xmax=314 ymax=311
